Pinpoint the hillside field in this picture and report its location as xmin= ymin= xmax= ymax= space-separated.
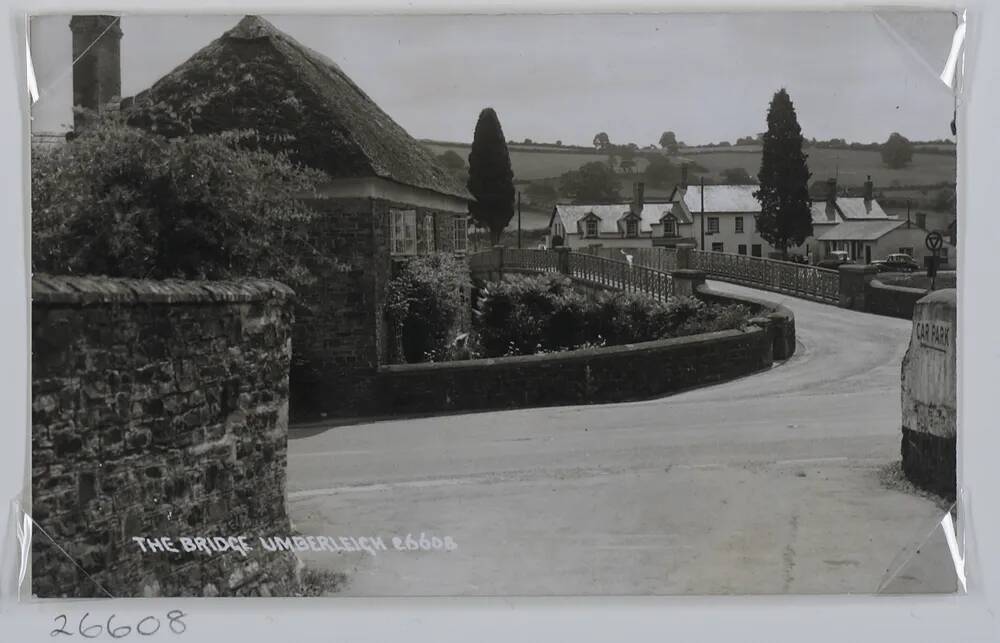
xmin=424 ymin=141 xmax=954 ymax=188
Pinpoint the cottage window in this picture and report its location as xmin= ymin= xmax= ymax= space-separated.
xmin=707 ymin=217 xmax=720 ymax=234
xmin=662 ymin=215 xmax=677 ymax=237
xmin=711 ymin=242 xmax=724 ymax=252
xmin=751 ymin=244 xmax=762 ymax=257
xmin=625 ymin=218 xmax=639 ymax=238
xmin=735 ymin=216 xmax=744 ymax=233
xmin=738 ymin=244 xmax=747 ymax=255
xmin=585 ymin=218 xmax=599 ymax=238
xmin=390 ymin=209 xmax=417 ymax=255
xmin=453 ymin=215 xmax=468 ymax=253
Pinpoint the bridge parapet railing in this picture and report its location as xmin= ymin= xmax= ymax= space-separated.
xmin=575 ymin=246 xmax=679 ymax=272
xmin=468 ymin=248 xmax=674 ymax=301
xmin=689 ymin=249 xmax=839 ymax=303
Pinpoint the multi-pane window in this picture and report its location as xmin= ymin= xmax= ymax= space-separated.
xmin=662 ymin=216 xmax=677 ymax=237
xmin=711 ymin=242 xmax=724 ymax=252
xmin=735 ymin=216 xmax=744 ymax=233
xmin=738 ymin=244 xmax=747 ymax=255
xmin=390 ymin=209 xmax=417 ymax=255
xmin=585 ymin=218 xmax=599 ymax=238
xmin=707 ymin=217 xmax=720 ymax=234
xmin=625 ymin=218 xmax=639 ymax=238
xmin=453 ymin=215 xmax=468 ymax=253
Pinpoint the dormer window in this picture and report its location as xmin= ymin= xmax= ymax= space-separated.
xmin=661 ymin=214 xmax=677 ymax=237
xmin=625 ymin=218 xmax=639 ymax=238
xmin=585 ymin=218 xmax=599 ymax=238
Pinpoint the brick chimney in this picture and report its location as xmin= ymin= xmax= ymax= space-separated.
xmin=863 ymin=175 xmax=874 ymax=202
xmin=826 ymin=178 xmax=837 ymax=206
xmin=70 ymin=15 xmax=122 ymax=131
xmin=680 ymin=163 xmax=689 ymax=189
xmin=630 ymin=182 xmax=645 ymax=215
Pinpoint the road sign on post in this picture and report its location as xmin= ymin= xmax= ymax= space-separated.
xmin=925 ymin=231 xmax=943 ymax=290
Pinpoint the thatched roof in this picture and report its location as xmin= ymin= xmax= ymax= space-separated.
xmin=125 ymin=15 xmax=471 ymax=200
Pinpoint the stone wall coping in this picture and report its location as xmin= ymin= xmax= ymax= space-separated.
xmin=869 ymin=278 xmax=927 ymax=297
xmin=32 ymin=274 xmax=295 ymax=306
xmin=379 ymin=327 xmax=761 ymax=375
xmin=694 ymin=283 xmax=794 ymax=320
xmin=917 ymin=288 xmax=957 ymax=307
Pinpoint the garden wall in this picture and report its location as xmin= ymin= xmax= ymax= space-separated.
xmin=377 ymin=325 xmax=773 ymax=414
xmin=31 ymin=275 xmax=298 ymax=597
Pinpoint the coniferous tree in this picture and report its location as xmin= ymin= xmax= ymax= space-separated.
xmin=754 ymin=89 xmax=813 ymax=260
xmin=467 ymin=108 xmax=515 ymax=244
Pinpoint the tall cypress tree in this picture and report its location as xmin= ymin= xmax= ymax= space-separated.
xmin=754 ymin=89 xmax=812 ymax=260
xmin=467 ymin=108 xmax=515 ymax=245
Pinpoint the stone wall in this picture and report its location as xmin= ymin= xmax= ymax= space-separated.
xmin=693 ymin=283 xmax=796 ymax=360
xmin=31 ymin=275 xmax=298 ymax=597
xmin=377 ymin=326 xmax=773 ymax=415
xmin=900 ymin=289 xmax=957 ymax=499
xmin=866 ymin=278 xmax=928 ymax=320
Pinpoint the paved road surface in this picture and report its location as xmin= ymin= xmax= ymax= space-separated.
xmin=287 ymin=282 xmax=954 ymax=595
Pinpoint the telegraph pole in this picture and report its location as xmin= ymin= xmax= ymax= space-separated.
xmin=700 ymin=177 xmax=705 ymax=250
xmin=517 ymin=191 xmax=522 ymax=249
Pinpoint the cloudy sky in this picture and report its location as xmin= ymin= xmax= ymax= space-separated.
xmin=29 ymin=12 xmax=958 ymax=146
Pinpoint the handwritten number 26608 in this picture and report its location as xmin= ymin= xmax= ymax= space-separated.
xmin=51 ymin=611 xmax=187 ymax=638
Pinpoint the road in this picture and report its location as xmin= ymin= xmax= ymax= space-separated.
xmin=286 ymin=282 xmax=955 ymax=595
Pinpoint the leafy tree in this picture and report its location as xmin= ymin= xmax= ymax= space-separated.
xmin=643 ymin=155 xmax=680 ymax=187
xmin=720 ymin=167 xmax=755 ymax=184
xmin=31 ymin=116 xmax=326 ymax=284
xmin=437 ymin=149 xmax=466 ymax=171
xmin=593 ymin=131 xmax=611 ymax=151
xmin=754 ymin=88 xmax=813 ymax=260
xmin=881 ymin=132 xmax=914 ymax=169
xmin=467 ymin=108 xmax=516 ymax=244
xmin=659 ymin=131 xmax=678 ymax=153
xmin=555 ymin=140 xmax=562 ymax=146
xmin=560 ymin=161 xmax=621 ymax=203
xmin=524 ymin=181 xmax=559 ymax=208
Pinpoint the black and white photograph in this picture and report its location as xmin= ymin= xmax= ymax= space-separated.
xmin=28 ymin=11 xmax=960 ymax=598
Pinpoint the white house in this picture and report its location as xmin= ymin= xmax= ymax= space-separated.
xmin=547 ymin=183 xmax=695 ymax=249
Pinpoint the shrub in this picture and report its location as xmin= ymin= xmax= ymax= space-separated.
xmin=385 ymin=253 xmax=470 ymax=363
xmin=473 ymin=276 xmax=754 ymax=358
xmin=31 ymin=115 xmax=328 ymax=287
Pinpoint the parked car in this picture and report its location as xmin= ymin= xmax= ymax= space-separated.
xmin=872 ymin=253 xmax=921 ymax=273
xmin=816 ymin=250 xmax=852 ymax=270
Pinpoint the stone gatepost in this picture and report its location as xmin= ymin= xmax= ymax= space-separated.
xmin=672 ymin=269 xmax=706 ymax=297
xmin=556 ymin=246 xmax=571 ymax=275
xmin=675 ymin=242 xmax=696 ymax=270
xmin=838 ymin=263 xmax=879 ymax=311
xmin=901 ymin=289 xmax=957 ymax=499
xmin=492 ymin=244 xmax=505 ymax=281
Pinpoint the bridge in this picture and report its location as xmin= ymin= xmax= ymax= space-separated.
xmin=287 ymin=249 xmax=950 ymax=595
xmin=470 ymin=245 xmax=840 ymax=304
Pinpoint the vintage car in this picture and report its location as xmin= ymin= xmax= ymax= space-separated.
xmin=816 ymin=250 xmax=852 ymax=270
xmin=872 ymin=253 xmax=921 ymax=273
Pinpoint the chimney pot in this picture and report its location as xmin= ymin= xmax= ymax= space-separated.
xmin=826 ymin=178 xmax=837 ymax=205
xmin=863 ymin=175 xmax=874 ymax=201
xmin=631 ymin=182 xmax=645 ymax=214
xmin=680 ymin=163 xmax=689 ymax=189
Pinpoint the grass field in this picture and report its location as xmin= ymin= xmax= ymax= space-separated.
xmin=424 ymin=140 xmax=954 ymax=188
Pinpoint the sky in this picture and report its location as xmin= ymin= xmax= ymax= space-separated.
xmin=28 ymin=12 xmax=959 ymax=146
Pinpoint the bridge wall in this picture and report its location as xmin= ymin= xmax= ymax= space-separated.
xmin=865 ymin=279 xmax=928 ymax=320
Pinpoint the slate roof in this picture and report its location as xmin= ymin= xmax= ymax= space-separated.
xmin=815 ymin=219 xmax=905 ymax=241
xmin=831 ymin=197 xmax=891 ymax=220
xmin=553 ymin=202 xmax=687 ymax=236
xmin=124 ymin=15 xmax=470 ymax=200
xmin=680 ymin=185 xmax=760 ymax=213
